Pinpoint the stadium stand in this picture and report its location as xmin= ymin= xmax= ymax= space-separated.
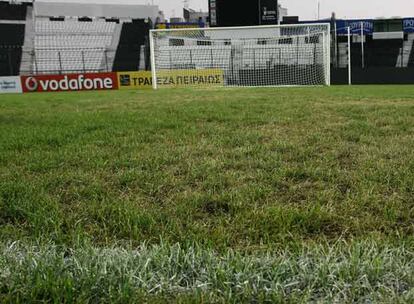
xmin=113 ymin=20 xmax=150 ymax=71
xmin=365 ymin=38 xmax=403 ymax=67
xmin=0 ymin=1 xmax=27 ymax=21
xmin=408 ymin=34 xmax=414 ymax=66
xmin=0 ymin=24 xmax=25 ymax=76
xmin=336 ymin=29 xmax=408 ymax=69
xmin=0 ymin=0 xmax=28 ymax=76
xmin=32 ymin=19 xmax=117 ymax=74
xmin=409 ymin=50 xmax=414 ymax=66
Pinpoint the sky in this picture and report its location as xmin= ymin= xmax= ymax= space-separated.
xmin=40 ymin=0 xmax=414 ymax=20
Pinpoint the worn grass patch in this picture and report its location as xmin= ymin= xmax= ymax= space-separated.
xmin=1 ymin=86 xmax=414 ymax=301
xmin=0 ymin=241 xmax=413 ymax=303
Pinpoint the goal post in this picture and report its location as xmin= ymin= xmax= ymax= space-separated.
xmin=150 ymin=23 xmax=331 ymax=89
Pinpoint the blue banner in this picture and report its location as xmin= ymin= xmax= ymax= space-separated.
xmin=403 ymin=18 xmax=414 ymax=33
xmin=335 ymin=20 xmax=347 ymax=34
xmin=305 ymin=17 xmax=414 ymax=35
xmin=334 ymin=19 xmax=373 ymax=35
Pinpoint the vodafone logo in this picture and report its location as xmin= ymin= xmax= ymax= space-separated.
xmin=25 ymin=77 xmax=39 ymax=92
xmin=21 ymin=73 xmax=118 ymax=93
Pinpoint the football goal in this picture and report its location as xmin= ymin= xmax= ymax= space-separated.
xmin=149 ymin=23 xmax=331 ymax=89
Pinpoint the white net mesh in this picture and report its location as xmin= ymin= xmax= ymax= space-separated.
xmin=150 ymin=24 xmax=331 ymax=89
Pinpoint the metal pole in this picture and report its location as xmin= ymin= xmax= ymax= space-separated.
xmin=81 ymin=50 xmax=86 ymax=73
xmin=334 ymin=22 xmax=338 ymax=67
xmin=104 ymin=50 xmax=109 ymax=72
xmin=258 ymin=0 xmax=262 ymax=25
xmin=149 ymin=30 xmax=158 ymax=89
xmin=253 ymin=49 xmax=256 ymax=70
xmin=318 ymin=1 xmax=320 ymax=20
xmin=296 ymin=36 xmax=299 ymax=65
xmin=58 ymin=51 xmax=63 ymax=74
xmin=347 ymin=27 xmax=352 ymax=85
xmin=327 ymin=23 xmax=331 ymax=86
xmin=33 ymin=51 xmax=38 ymax=75
xmin=322 ymin=33 xmax=330 ymax=85
xmin=8 ymin=48 xmax=13 ymax=75
xmin=360 ymin=21 xmax=365 ymax=69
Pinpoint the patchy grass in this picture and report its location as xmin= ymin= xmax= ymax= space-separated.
xmin=1 ymin=86 xmax=414 ymax=302
xmin=0 ymin=241 xmax=413 ymax=303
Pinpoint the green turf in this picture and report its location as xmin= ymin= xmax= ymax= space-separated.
xmin=1 ymin=86 xmax=413 ymax=302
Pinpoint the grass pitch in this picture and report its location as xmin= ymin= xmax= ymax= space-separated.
xmin=0 ymin=86 xmax=413 ymax=302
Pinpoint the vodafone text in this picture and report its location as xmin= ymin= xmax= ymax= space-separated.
xmin=21 ymin=73 xmax=118 ymax=92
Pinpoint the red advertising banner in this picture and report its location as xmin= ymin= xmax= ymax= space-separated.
xmin=21 ymin=72 xmax=118 ymax=93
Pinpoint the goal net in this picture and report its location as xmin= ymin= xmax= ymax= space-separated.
xmin=149 ymin=23 xmax=331 ymax=89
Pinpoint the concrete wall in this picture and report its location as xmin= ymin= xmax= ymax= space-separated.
xmin=332 ymin=67 xmax=414 ymax=84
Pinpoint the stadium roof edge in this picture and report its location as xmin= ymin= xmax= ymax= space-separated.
xmin=33 ymin=1 xmax=159 ymax=19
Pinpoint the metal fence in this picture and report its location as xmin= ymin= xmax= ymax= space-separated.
xmin=1 ymin=35 xmax=414 ymax=76
xmin=18 ymin=47 xmax=116 ymax=75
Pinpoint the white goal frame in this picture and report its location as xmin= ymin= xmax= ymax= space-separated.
xmin=150 ymin=23 xmax=331 ymax=89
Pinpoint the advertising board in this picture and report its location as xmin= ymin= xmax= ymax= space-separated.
xmin=118 ymin=69 xmax=224 ymax=89
xmin=336 ymin=19 xmax=374 ymax=35
xmin=0 ymin=76 xmax=22 ymax=94
xmin=260 ymin=0 xmax=278 ymax=25
xmin=21 ymin=72 xmax=118 ymax=93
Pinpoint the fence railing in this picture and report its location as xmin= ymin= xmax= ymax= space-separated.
xmin=18 ymin=47 xmax=116 ymax=75
xmin=1 ymin=39 xmax=414 ymax=77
